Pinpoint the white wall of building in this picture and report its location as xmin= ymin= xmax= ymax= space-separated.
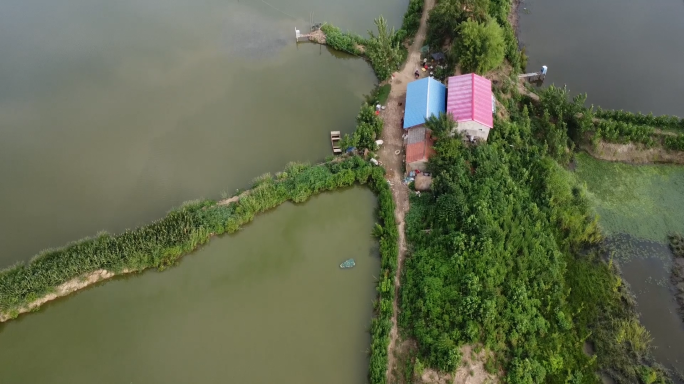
xmin=455 ymin=120 xmax=490 ymax=142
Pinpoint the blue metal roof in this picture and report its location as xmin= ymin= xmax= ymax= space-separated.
xmin=403 ymin=77 xmax=446 ymax=129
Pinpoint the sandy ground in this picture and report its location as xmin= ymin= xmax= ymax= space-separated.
xmin=418 ymin=346 xmax=499 ymax=384
xmin=0 ymin=269 xmax=128 ymax=323
xmin=378 ymin=0 xmax=435 ymax=381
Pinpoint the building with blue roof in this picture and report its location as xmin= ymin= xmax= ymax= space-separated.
xmin=402 ymin=77 xmax=446 ymax=129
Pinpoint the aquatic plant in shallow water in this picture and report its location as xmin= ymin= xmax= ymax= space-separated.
xmin=574 ymin=153 xmax=684 ymax=242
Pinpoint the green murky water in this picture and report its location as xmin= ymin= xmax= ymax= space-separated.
xmin=0 ymin=188 xmax=380 ymax=383
xmin=574 ymin=153 xmax=684 ymax=242
xmin=574 ymin=153 xmax=684 ymax=372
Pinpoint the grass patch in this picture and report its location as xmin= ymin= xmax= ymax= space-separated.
xmin=377 ymin=84 xmax=391 ymax=105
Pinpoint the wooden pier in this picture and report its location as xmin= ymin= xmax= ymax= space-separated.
xmin=518 ymin=72 xmax=545 ymax=82
xmin=295 ymin=28 xmax=326 ymax=44
xmin=330 ymin=131 xmax=342 ymax=154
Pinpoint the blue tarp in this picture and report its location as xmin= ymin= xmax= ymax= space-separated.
xmin=403 ymin=77 xmax=446 ymax=129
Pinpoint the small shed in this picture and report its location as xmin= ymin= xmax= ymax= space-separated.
xmin=414 ymin=173 xmax=433 ymax=191
xmin=403 ymin=77 xmax=447 ymax=129
xmin=446 ymin=73 xmax=494 ymax=142
xmin=405 ymin=126 xmax=435 ymax=172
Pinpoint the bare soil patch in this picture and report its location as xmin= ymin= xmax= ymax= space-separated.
xmin=418 ymin=345 xmax=499 ymax=384
xmin=452 ymin=346 xmax=499 ymax=384
xmin=0 ymin=269 xmax=132 ymax=323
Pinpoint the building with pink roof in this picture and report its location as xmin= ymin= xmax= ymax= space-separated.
xmin=446 ymin=74 xmax=494 ymax=142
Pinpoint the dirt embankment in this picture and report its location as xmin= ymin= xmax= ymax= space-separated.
xmin=378 ymin=0 xmax=435 ymax=380
xmin=0 ymin=269 xmax=131 ymax=323
xmin=580 ymin=141 xmax=684 ymax=165
xmin=1 ymin=191 xmax=255 ymax=323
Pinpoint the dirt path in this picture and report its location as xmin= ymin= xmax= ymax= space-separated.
xmin=377 ymin=0 xmax=435 ymax=381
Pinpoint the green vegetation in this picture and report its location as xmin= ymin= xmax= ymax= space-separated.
xmin=533 ymin=89 xmax=684 ymax=150
xmin=663 ymin=135 xmax=684 ymax=151
xmin=427 ymin=0 xmax=523 ymax=73
xmin=376 ymin=84 xmax=391 ymax=105
xmin=593 ymin=120 xmax=656 ymax=147
xmin=365 ymin=16 xmax=404 ymax=81
xmin=340 ymin=103 xmax=384 ymax=152
xmin=400 ymin=0 xmax=424 ymax=37
xmin=0 ymin=157 xmax=393 ymax=319
xmin=368 ymin=165 xmax=398 ymax=384
xmin=425 ymin=111 xmax=456 ymax=140
xmin=321 ymin=16 xmax=403 ymax=81
xmin=320 ymin=24 xmax=365 ymax=56
xmin=401 ymin=98 xmax=670 ymax=382
xmin=595 ymin=108 xmax=684 ymax=133
xmin=453 ymin=17 xmax=505 ymax=74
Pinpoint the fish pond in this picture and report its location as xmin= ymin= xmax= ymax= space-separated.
xmin=0 ymin=188 xmax=380 ymax=384
xmin=574 ymin=153 xmax=684 ymax=373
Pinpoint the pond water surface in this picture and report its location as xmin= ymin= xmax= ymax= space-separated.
xmin=0 ymin=0 xmax=406 ymax=268
xmin=0 ymin=188 xmax=379 ymax=384
xmin=0 ymin=0 xmax=404 ymax=382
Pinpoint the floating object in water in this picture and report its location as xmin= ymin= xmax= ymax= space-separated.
xmin=340 ymin=258 xmax=356 ymax=269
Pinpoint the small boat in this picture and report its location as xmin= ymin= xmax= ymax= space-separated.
xmin=340 ymin=258 xmax=356 ymax=269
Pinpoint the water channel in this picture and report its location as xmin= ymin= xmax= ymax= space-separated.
xmin=0 ymin=0 xmax=406 ymax=382
xmin=519 ymin=0 xmax=684 ymax=375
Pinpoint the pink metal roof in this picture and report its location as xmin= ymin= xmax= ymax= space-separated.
xmin=446 ymin=74 xmax=493 ymax=129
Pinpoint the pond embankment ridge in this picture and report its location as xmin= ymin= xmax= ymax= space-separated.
xmin=0 ymin=158 xmax=398 ymax=324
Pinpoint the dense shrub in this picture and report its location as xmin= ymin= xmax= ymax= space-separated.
xmin=595 ymin=108 xmax=684 ymax=133
xmin=453 ymin=18 xmax=505 ymax=74
xmin=401 ymin=0 xmax=424 ymax=37
xmin=593 ymin=120 xmax=655 ymax=146
xmin=400 ymin=100 xmax=669 ymax=383
xmin=340 ymin=103 xmax=385 ymax=151
xmin=663 ymin=135 xmax=684 ymax=151
xmin=322 ymin=17 xmax=402 ymax=81
xmin=365 ymin=16 xmax=403 ymax=81
xmin=320 ymin=24 xmax=365 ymax=55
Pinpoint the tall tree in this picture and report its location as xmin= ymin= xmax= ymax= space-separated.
xmin=366 ymin=16 xmax=403 ymax=81
xmin=453 ymin=17 xmax=505 ymax=74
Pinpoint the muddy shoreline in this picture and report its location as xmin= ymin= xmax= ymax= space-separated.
xmin=669 ymin=235 xmax=684 ymax=321
xmin=0 ymin=269 xmax=129 ymax=322
xmin=579 ymin=142 xmax=684 ymax=165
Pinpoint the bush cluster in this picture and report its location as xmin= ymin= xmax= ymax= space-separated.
xmin=400 ymin=0 xmax=424 ymax=37
xmin=594 ymin=120 xmax=656 ymax=146
xmin=663 ymin=135 xmax=684 ymax=151
xmin=427 ymin=0 xmax=520 ymax=74
xmin=340 ymin=103 xmax=384 ymax=151
xmin=320 ymin=24 xmax=365 ymax=56
xmin=367 ymin=166 xmax=398 ymax=384
xmin=595 ymin=108 xmax=684 ymax=133
xmin=453 ymin=17 xmax=505 ymax=75
xmin=400 ymin=97 xmax=670 ymax=383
